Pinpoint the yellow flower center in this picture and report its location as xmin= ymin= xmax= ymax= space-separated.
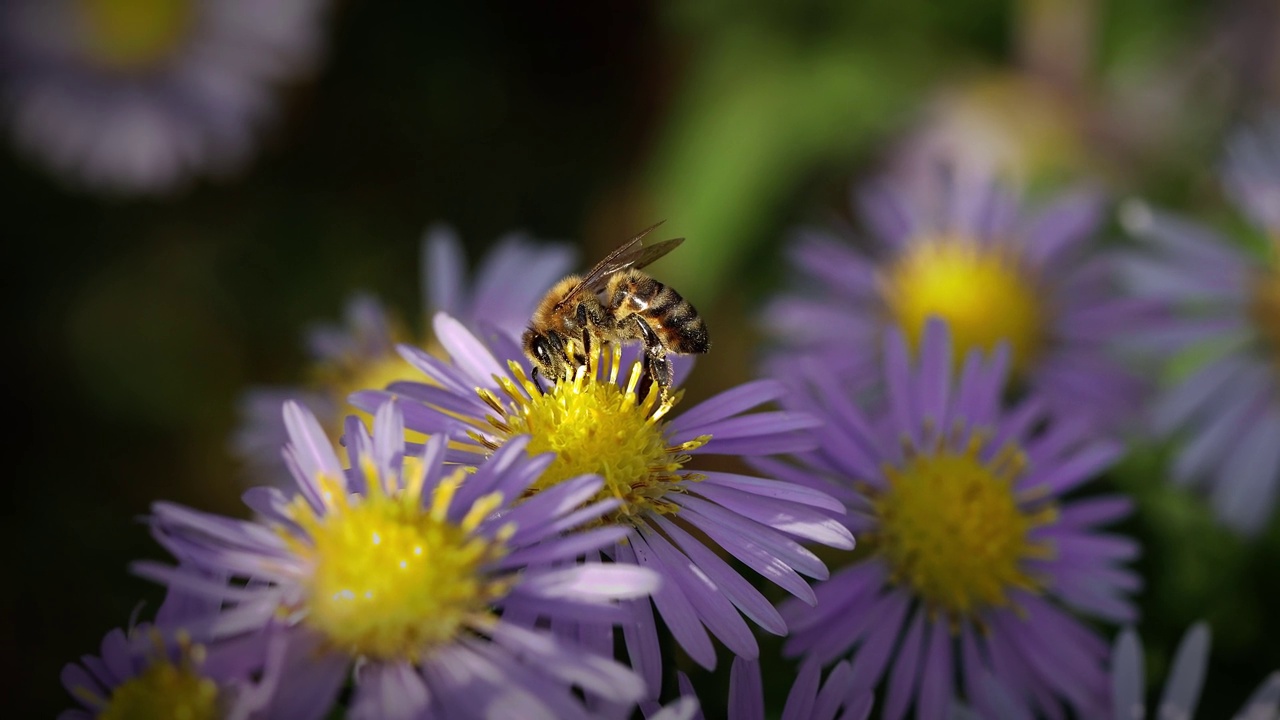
xmin=868 ymin=435 xmax=1055 ymax=619
xmin=77 ymin=0 xmax=193 ymax=70
xmin=88 ymin=631 xmax=219 ymax=720
xmin=882 ymin=236 xmax=1045 ymax=377
xmin=459 ymin=345 xmax=709 ymax=527
xmin=310 ymin=326 xmax=427 ymax=454
xmin=1251 ymin=261 xmax=1280 ymax=373
xmin=281 ymin=462 xmax=512 ymax=662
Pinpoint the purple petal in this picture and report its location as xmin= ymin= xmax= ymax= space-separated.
xmin=1157 ymin=623 xmax=1210 ymax=718
xmin=729 ymin=657 xmax=764 ymax=720
xmin=627 ymin=533 xmax=717 ymax=669
xmin=688 ymin=483 xmax=854 ymax=549
xmin=282 ymin=401 xmax=345 ymax=508
xmin=517 ymin=563 xmax=658 ymax=602
xmin=639 ymin=526 xmax=759 ymax=659
xmin=668 ymin=379 xmax=782 ymax=433
xmin=487 ymin=622 xmax=646 ymax=703
xmin=431 ymin=312 xmax=507 ymax=386
xmin=699 ymin=471 xmax=846 ymax=513
xmin=882 ymin=608 xmax=927 ymax=720
xmin=679 ymin=412 xmax=822 ymax=456
xmin=495 ymin=527 xmax=629 ymax=570
xmin=652 ymin=515 xmax=787 ymax=635
xmin=674 ymin=494 xmax=828 ymax=579
xmin=349 ymin=662 xmax=431 ymax=720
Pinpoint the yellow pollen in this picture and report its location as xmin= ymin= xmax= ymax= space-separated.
xmin=93 ymin=630 xmax=220 ymax=720
xmin=280 ymin=467 xmax=510 ymax=662
xmin=77 ymin=0 xmax=193 ymax=71
xmin=460 ymin=344 xmax=709 ymax=527
xmin=1251 ymin=260 xmax=1280 ymax=374
xmin=882 ymin=236 xmax=1045 ymax=376
xmin=869 ymin=434 xmax=1056 ymax=620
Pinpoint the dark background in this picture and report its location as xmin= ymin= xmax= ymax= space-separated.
xmin=6 ymin=1 xmax=1280 ymax=716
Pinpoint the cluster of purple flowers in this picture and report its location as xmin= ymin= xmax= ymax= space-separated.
xmin=61 ymin=120 xmax=1280 ymax=718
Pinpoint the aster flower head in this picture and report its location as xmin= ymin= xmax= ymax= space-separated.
xmin=59 ymin=585 xmax=274 ymax=720
xmin=139 ymin=399 xmax=657 ymax=719
xmin=768 ymin=318 xmax=1139 ymax=719
xmin=1108 ymin=623 xmax=1280 ymax=720
xmin=0 ymin=0 xmax=330 ymax=194
xmin=1121 ymin=118 xmax=1280 ymax=535
xmin=233 ymin=227 xmax=576 ymax=486
xmin=762 ymin=166 xmax=1152 ymax=434
xmin=352 ymin=312 xmax=855 ymax=695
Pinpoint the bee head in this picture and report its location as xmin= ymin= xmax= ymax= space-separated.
xmin=522 ymin=328 xmax=568 ymax=379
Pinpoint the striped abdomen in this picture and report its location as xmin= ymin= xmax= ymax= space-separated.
xmin=608 ymin=269 xmax=710 ymax=354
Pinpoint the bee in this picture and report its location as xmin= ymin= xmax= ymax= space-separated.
xmin=522 ymin=221 xmax=710 ymax=400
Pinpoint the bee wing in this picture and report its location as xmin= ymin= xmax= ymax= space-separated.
xmin=554 ymin=221 xmax=684 ymax=309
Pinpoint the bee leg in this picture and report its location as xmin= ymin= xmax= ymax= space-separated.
xmin=633 ymin=317 xmax=672 ymax=402
xmin=530 ymin=367 xmax=547 ymax=395
xmin=577 ymin=303 xmax=593 ymax=370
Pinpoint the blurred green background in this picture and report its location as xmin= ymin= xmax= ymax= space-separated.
xmin=6 ymin=0 xmax=1280 ymax=716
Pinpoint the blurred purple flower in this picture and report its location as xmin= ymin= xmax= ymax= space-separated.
xmin=351 ymin=312 xmax=853 ymax=697
xmin=762 ymin=168 xmax=1152 ymax=435
xmin=138 ymin=399 xmax=656 ymax=720
xmin=0 ymin=0 xmax=331 ymax=194
xmin=233 ymin=227 xmax=576 ymax=487
xmin=59 ymin=585 xmax=276 ymax=720
xmin=1120 ymin=119 xmax=1280 ymax=535
xmin=761 ymin=319 xmax=1139 ymax=719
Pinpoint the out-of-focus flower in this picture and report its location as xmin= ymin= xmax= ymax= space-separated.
xmin=233 ymin=227 xmax=576 ymax=486
xmin=1121 ymin=118 xmax=1280 ymax=534
xmin=728 ymin=656 xmax=875 ymax=720
xmin=0 ymin=0 xmax=330 ymax=194
xmin=763 ymin=319 xmax=1138 ymax=719
xmin=352 ymin=313 xmax=853 ymax=696
xmin=1107 ymin=623 xmax=1280 ymax=720
xmin=60 ymin=625 xmax=261 ymax=720
xmin=137 ymin=400 xmax=657 ymax=719
xmin=762 ymin=167 xmax=1153 ymax=434
xmin=59 ymin=584 xmax=275 ymax=720
xmin=886 ymin=71 xmax=1090 ymax=192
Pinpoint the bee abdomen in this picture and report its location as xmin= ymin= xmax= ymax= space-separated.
xmin=645 ymin=285 xmax=709 ymax=354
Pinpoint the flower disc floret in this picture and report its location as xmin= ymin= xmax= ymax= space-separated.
xmin=465 ymin=346 xmax=708 ymax=525
xmin=1251 ymin=262 xmax=1280 ymax=373
xmin=94 ymin=632 xmax=217 ymax=720
xmin=77 ymin=0 xmax=193 ymax=70
xmin=283 ymin=466 xmax=510 ymax=661
xmin=882 ymin=236 xmax=1044 ymax=376
xmin=871 ymin=435 xmax=1055 ymax=618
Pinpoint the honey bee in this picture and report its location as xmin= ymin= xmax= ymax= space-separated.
xmin=522 ymin=221 xmax=710 ymax=400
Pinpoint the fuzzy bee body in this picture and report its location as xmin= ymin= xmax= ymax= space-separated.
xmin=522 ymin=222 xmax=710 ymax=399
xmin=606 ymin=269 xmax=709 ymax=355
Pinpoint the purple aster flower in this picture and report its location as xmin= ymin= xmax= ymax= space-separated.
xmin=764 ymin=318 xmax=1139 ymax=719
xmin=0 ymin=0 xmax=330 ymax=195
xmin=59 ymin=584 xmax=277 ymax=720
xmin=351 ymin=312 xmax=854 ymax=697
xmin=761 ymin=166 xmax=1153 ymax=434
xmin=1107 ymin=623 xmax=1280 ymax=720
xmin=232 ymin=228 xmax=576 ymax=487
xmin=1120 ymin=119 xmax=1280 ymax=534
xmin=137 ymin=399 xmax=658 ymax=719
xmin=728 ymin=656 xmax=876 ymax=720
